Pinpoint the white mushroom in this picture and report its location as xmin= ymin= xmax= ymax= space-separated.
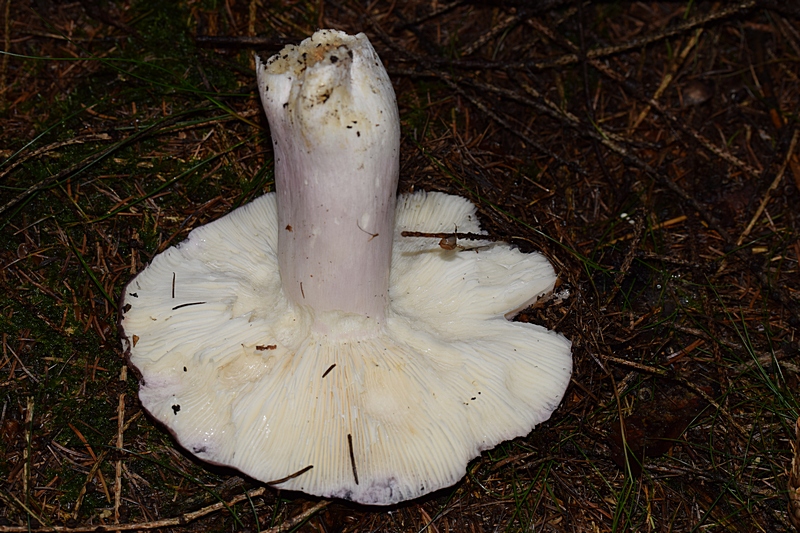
xmin=119 ymin=29 xmax=572 ymax=506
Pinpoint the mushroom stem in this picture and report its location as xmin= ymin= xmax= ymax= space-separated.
xmin=256 ymin=31 xmax=400 ymax=328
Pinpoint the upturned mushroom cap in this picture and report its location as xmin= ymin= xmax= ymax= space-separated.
xmin=120 ymin=191 xmax=571 ymax=505
xmin=120 ymin=29 xmax=572 ymax=506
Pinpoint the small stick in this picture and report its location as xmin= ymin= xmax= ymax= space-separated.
xmin=6 ymin=341 xmax=39 ymax=383
xmin=195 ymin=35 xmax=292 ymax=48
xmin=321 ymin=364 xmax=336 ymax=378
xmin=736 ymin=129 xmax=799 ymax=246
xmin=664 ymin=339 xmax=705 ymax=365
xmin=401 ymin=230 xmax=494 ymax=241
xmin=114 ymin=366 xmax=127 ymax=529
xmin=0 ymin=0 xmax=11 ymax=107
xmin=0 ymin=134 xmax=112 ymax=183
xmin=347 ymin=434 xmax=359 ymax=485
xmin=73 ymin=411 xmax=143 ymax=520
xmin=601 ymin=354 xmax=748 ymax=439
xmin=630 ymin=29 xmax=703 ymax=131
xmin=402 ymin=230 xmax=501 ymax=251
xmin=172 ymin=302 xmax=206 ymax=310
xmin=0 ymin=489 xmax=329 ymax=532
xmin=789 ymin=417 xmax=800 ymax=530
xmin=266 ymin=464 xmax=313 ymax=485
xmin=68 ymin=423 xmax=98 ymax=461
xmin=23 ymin=397 xmax=33 ymax=509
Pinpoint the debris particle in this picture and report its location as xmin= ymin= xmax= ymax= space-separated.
xmin=256 ymin=344 xmax=277 ymax=351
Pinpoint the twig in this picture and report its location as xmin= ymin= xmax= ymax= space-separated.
xmin=789 ymin=417 xmax=800 ymax=531
xmin=526 ymin=16 xmax=761 ymax=179
xmin=195 ymin=35 xmax=292 ymax=48
xmin=401 ymin=230 xmax=495 ymax=241
xmin=605 ymin=215 xmax=687 ymax=246
xmin=630 ymin=29 xmax=703 ymax=131
xmin=67 ymin=423 xmax=98 ymax=462
xmin=389 ymin=0 xmax=756 ymax=72
xmin=347 ymin=434 xmax=359 ymax=485
xmin=672 ymin=324 xmax=752 ymax=353
xmin=392 ymin=0 xmax=466 ymax=29
xmin=603 ymin=209 xmax=646 ymax=306
xmin=601 ymin=354 xmax=749 ymax=439
xmin=265 ymin=465 xmax=313 ymax=486
xmin=263 ymin=500 xmax=330 ymax=532
xmin=0 ymin=490 xmax=45 ymax=529
xmin=0 ymin=111 xmax=196 ymax=217
xmin=440 ymin=74 xmax=589 ymax=177
xmin=5 ymin=342 xmax=39 ymax=383
xmin=113 ymin=366 xmax=127 ymax=530
xmin=460 ymin=12 xmax=521 ymax=57
xmin=23 ymin=397 xmax=33 ymax=512
xmin=332 ymin=0 xmax=589 ymax=176
xmin=72 ymin=411 xmax=142 ymax=518
xmin=736 ymin=129 xmax=799 ymax=245
xmin=1 ymin=0 xmax=11 ymax=104
xmin=0 ymin=496 xmax=330 ymax=532
xmin=0 ymin=133 xmax=112 ymax=182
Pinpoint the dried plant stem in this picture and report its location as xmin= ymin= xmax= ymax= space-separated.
xmin=113 ymin=366 xmax=127 ymax=529
xmin=560 ymin=0 xmax=753 ymax=70
xmin=62 ymin=411 xmax=142 ymax=524
xmin=736 ymin=128 xmax=799 ymax=246
xmin=605 ymin=215 xmax=687 ymax=246
xmin=630 ymin=29 xmax=703 ymax=131
xmin=0 ymin=112 xmax=189 ymax=217
xmin=0 ymin=491 xmax=44 ymax=528
xmin=460 ymin=12 xmax=520 ymax=57
xmin=526 ymin=17 xmax=761 ymax=179
xmin=0 ymin=498 xmax=330 ymax=533
xmin=395 ymin=0 xmax=466 ymax=28
xmin=263 ymin=500 xmax=330 ymax=532
xmin=23 ymin=397 xmax=33 ymax=509
xmin=247 ymin=0 xmax=256 ymax=36
xmin=790 ymin=417 xmax=800 ymax=531
xmin=388 ymin=0 xmax=756 ymax=71
xmin=5 ymin=341 xmax=38 ymax=383
xmin=0 ymin=0 xmax=10 ymax=105
xmin=603 ymin=210 xmax=646 ymax=306
xmin=438 ymin=74 xmax=588 ymax=177
xmin=601 ymin=354 xmax=748 ymax=439
xmin=0 ymin=133 xmax=112 ymax=183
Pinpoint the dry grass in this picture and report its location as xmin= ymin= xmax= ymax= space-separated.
xmin=1 ymin=0 xmax=799 ymax=531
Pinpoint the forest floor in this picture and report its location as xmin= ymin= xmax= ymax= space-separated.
xmin=1 ymin=1 xmax=800 ymax=531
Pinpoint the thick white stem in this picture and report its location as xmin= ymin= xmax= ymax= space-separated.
xmin=257 ymin=30 xmax=400 ymax=327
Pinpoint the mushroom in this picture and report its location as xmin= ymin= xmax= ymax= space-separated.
xmin=119 ymin=29 xmax=572 ymax=506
